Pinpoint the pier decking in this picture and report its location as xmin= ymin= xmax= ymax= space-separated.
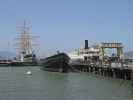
xmin=71 ymin=63 xmax=133 ymax=80
xmin=69 ymin=40 xmax=133 ymax=80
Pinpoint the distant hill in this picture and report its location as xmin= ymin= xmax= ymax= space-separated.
xmin=0 ymin=51 xmax=16 ymax=59
xmin=124 ymin=51 xmax=133 ymax=59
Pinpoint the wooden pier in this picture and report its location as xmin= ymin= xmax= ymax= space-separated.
xmin=72 ymin=64 xmax=133 ymax=80
xmin=69 ymin=41 xmax=133 ymax=80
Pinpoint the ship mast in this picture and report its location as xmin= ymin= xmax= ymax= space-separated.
xmin=15 ymin=21 xmax=37 ymax=61
xmin=20 ymin=21 xmax=32 ymax=55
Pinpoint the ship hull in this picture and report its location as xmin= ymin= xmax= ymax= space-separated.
xmin=10 ymin=62 xmax=38 ymax=66
xmin=40 ymin=53 xmax=70 ymax=73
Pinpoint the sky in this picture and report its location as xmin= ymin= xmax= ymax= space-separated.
xmin=0 ymin=0 xmax=133 ymax=56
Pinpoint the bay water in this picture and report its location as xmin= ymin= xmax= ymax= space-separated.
xmin=0 ymin=67 xmax=132 ymax=100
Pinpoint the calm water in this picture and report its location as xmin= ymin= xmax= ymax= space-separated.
xmin=0 ymin=66 xmax=132 ymax=100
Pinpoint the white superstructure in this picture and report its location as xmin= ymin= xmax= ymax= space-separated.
xmin=68 ymin=47 xmax=100 ymax=61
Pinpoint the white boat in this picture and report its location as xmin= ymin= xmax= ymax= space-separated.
xmin=26 ymin=71 xmax=32 ymax=75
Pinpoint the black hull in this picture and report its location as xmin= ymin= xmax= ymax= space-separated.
xmin=41 ymin=67 xmax=62 ymax=72
xmin=10 ymin=62 xmax=38 ymax=66
xmin=41 ymin=53 xmax=70 ymax=73
xmin=0 ymin=64 xmax=10 ymax=67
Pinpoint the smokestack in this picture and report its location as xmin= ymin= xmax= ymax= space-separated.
xmin=85 ymin=40 xmax=88 ymax=49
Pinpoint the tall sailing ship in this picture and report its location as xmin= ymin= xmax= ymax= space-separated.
xmin=11 ymin=21 xmax=37 ymax=66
